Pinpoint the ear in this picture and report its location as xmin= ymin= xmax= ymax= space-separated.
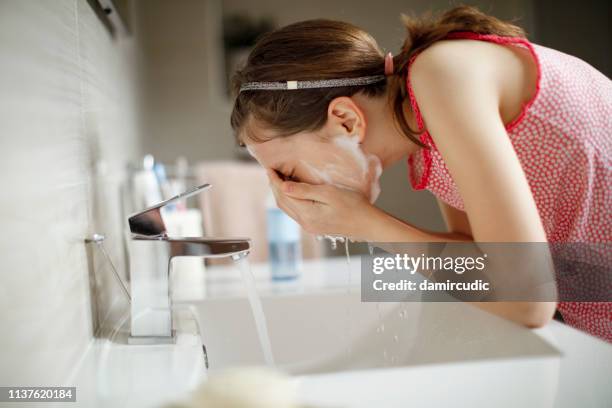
xmin=326 ymin=97 xmax=367 ymax=143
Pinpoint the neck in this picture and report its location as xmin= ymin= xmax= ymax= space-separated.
xmin=353 ymin=93 xmax=419 ymax=168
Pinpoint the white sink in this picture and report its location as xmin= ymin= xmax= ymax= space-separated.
xmin=187 ymin=290 xmax=558 ymax=374
xmin=171 ymin=258 xmax=612 ymax=407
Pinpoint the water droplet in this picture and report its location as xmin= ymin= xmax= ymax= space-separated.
xmin=393 ymin=335 xmax=399 ymax=343
xmin=379 ymin=324 xmax=385 ymax=333
xmin=383 ymin=350 xmax=388 ymax=360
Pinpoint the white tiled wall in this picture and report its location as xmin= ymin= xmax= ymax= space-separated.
xmin=0 ymin=0 xmax=142 ymax=385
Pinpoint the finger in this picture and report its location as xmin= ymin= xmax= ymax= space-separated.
xmin=268 ymin=168 xmax=328 ymax=204
xmin=285 ymin=194 xmax=321 ymax=212
xmin=283 ymin=195 xmax=324 ymax=234
xmin=267 ymin=169 xmax=286 ymax=200
xmin=267 ymin=168 xmax=280 ymax=181
xmin=282 ymin=181 xmax=331 ymax=203
xmin=271 ymin=186 xmax=300 ymax=220
xmin=275 ymin=187 xmax=323 ymax=231
xmin=267 ymin=168 xmax=283 ymax=188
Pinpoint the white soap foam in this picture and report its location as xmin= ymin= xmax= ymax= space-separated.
xmin=305 ymin=134 xmax=383 ymax=245
xmin=316 ymin=234 xmax=346 ymax=250
xmin=246 ymin=145 xmax=258 ymax=160
xmin=301 ymin=133 xmax=383 ymax=204
xmin=368 ymin=156 xmax=383 ymax=204
xmin=333 ymin=134 xmax=369 ymax=174
xmin=333 ymin=133 xmax=383 ymax=203
xmin=299 ymin=160 xmax=334 ymax=185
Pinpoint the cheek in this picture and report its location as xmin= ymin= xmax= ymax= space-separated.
xmin=297 ymin=141 xmax=383 ymax=202
xmin=297 ymin=157 xmax=371 ymax=194
xmin=296 ymin=161 xmax=334 ymax=185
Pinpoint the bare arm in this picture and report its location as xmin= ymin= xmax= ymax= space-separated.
xmin=437 ymin=199 xmax=472 ymax=238
xmin=410 ymin=41 xmax=547 ymax=243
xmin=364 ymin=40 xmax=555 ymax=327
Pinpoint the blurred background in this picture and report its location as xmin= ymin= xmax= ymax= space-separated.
xmin=107 ymin=0 xmax=612 ymax=260
xmin=133 ymin=0 xmax=611 ymax=229
xmin=132 ymin=0 xmax=611 ymax=257
xmin=0 ymin=0 xmax=609 ymax=386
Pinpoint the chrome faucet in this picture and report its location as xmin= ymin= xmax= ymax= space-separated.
xmin=127 ymin=184 xmax=250 ymax=344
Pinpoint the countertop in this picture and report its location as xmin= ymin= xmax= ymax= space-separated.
xmin=64 ymin=309 xmax=205 ymax=408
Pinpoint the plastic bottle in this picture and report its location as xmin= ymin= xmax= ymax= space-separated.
xmin=266 ymin=191 xmax=302 ymax=280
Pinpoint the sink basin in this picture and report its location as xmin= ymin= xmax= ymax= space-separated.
xmin=169 ymin=257 xmax=612 ymax=408
xmin=185 ymin=290 xmax=558 ymax=374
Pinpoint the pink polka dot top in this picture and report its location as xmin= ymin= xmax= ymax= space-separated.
xmin=405 ymin=32 xmax=612 ymax=342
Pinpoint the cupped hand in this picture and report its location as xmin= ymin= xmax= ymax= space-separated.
xmin=267 ymin=169 xmax=377 ymax=240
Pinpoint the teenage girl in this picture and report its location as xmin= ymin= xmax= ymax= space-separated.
xmin=230 ymin=6 xmax=611 ymax=341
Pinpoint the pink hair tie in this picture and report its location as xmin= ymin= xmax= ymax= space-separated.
xmin=384 ymin=52 xmax=394 ymax=76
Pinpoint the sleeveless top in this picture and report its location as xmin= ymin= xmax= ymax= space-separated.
xmin=405 ymin=32 xmax=612 ymax=342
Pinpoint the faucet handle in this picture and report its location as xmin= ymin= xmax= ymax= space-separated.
xmin=128 ymin=183 xmax=211 ymax=236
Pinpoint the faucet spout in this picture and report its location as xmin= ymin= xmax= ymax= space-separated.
xmin=132 ymin=235 xmax=251 ymax=258
xmin=126 ymin=183 xmax=252 ymax=344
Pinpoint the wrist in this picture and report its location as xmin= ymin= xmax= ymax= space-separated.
xmin=356 ymin=205 xmax=392 ymax=241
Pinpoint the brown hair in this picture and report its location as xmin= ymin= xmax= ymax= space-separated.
xmin=230 ymin=6 xmax=525 ymax=146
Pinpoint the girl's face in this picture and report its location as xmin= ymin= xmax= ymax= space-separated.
xmin=245 ymin=123 xmax=383 ymax=203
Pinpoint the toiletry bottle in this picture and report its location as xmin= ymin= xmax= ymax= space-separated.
xmin=133 ymin=154 xmax=163 ymax=208
xmin=266 ymin=191 xmax=302 ymax=280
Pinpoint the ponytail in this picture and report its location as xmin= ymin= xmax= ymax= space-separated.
xmin=388 ymin=6 xmax=526 ymax=143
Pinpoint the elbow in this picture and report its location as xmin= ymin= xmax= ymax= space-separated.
xmin=521 ymin=302 xmax=556 ymax=329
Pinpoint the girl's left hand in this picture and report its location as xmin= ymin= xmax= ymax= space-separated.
xmin=267 ymin=169 xmax=376 ymax=240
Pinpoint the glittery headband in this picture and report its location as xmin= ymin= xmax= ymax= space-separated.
xmin=239 ymin=52 xmax=394 ymax=93
xmin=239 ymin=75 xmax=386 ymax=93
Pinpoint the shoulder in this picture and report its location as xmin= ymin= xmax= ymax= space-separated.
xmin=407 ymin=39 xmax=504 ymax=129
xmin=410 ymin=39 xmax=500 ymax=98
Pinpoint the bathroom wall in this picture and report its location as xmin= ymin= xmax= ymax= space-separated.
xmin=133 ymin=0 xmax=233 ymax=162
xmin=0 ymin=0 xmax=142 ymax=385
xmin=133 ymin=0 xmax=535 ymax=234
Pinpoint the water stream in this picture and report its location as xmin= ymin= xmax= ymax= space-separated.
xmin=236 ymin=257 xmax=275 ymax=366
xmin=234 ymin=239 xmax=402 ymax=369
